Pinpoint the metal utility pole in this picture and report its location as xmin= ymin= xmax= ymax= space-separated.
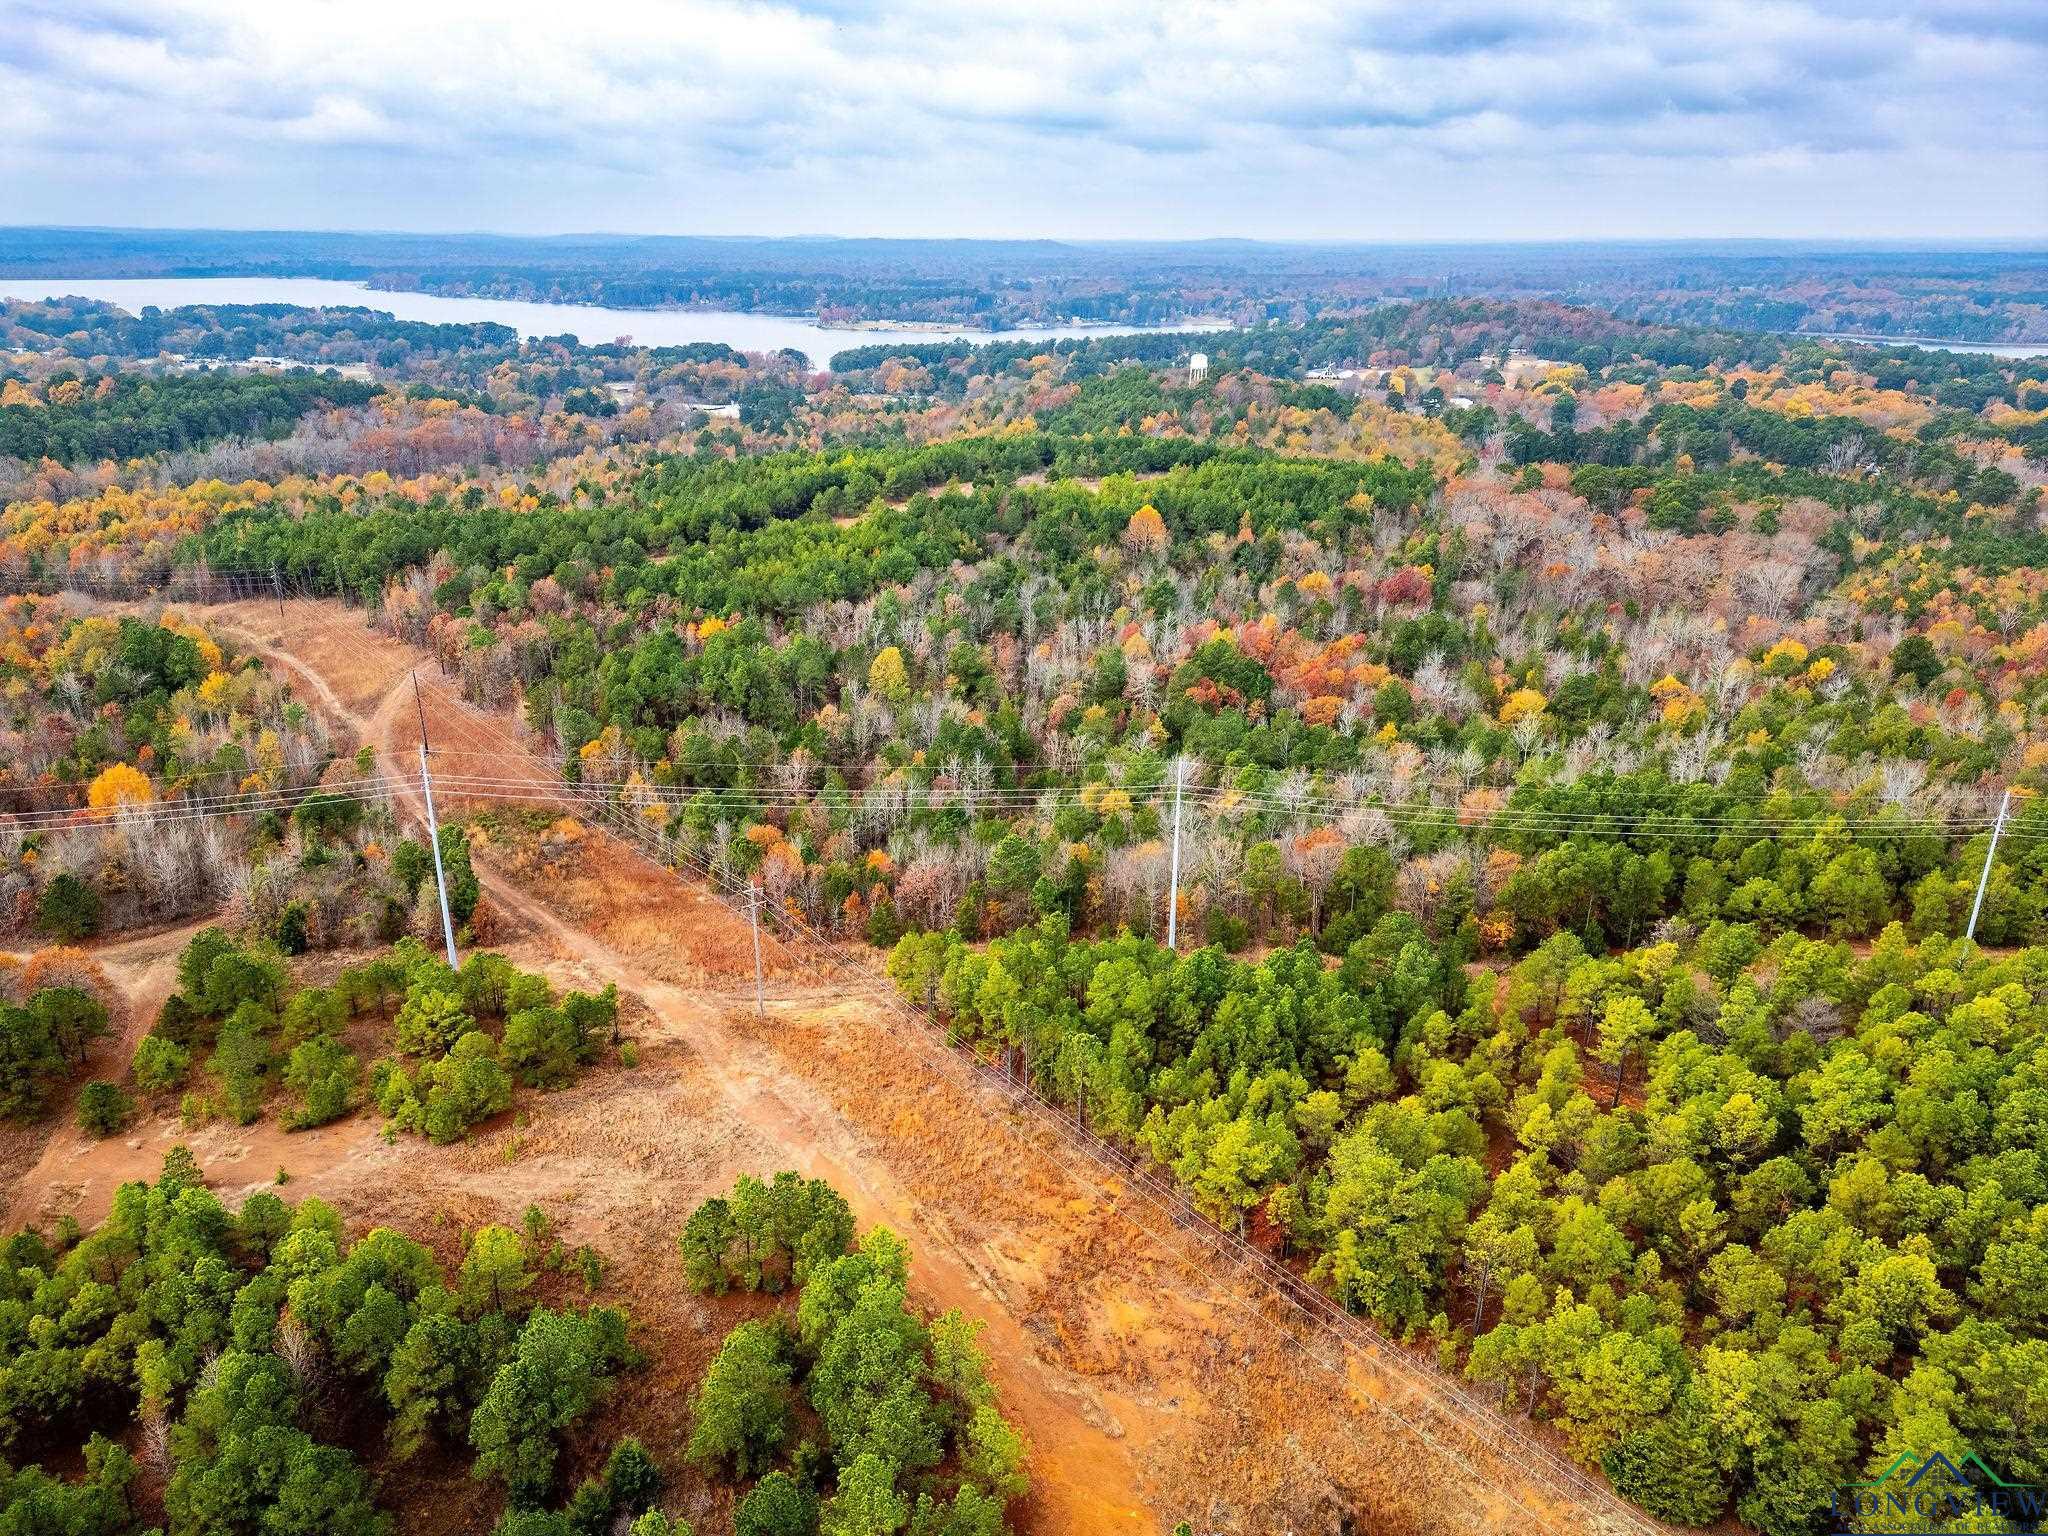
xmin=1966 ymin=787 xmax=2013 ymax=943
xmin=273 ymin=561 xmax=285 ymax=621
xmin=748 ymin=886 xmax=766 ymax=1017
xmin=1165 ymin=757 xmax=1187 ymax=950
xmin=413 ymin=673 xmax=460 ymax=967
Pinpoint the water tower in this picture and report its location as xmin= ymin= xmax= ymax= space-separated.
xmin=1188 ymin=351 xmax=1209 ymax=382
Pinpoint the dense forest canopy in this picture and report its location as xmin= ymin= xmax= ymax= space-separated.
xmin=0 ymin=367 xmax=378 ymax=464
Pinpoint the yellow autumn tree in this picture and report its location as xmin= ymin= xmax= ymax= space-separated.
xmin=868 ymin=645 xmax=910 ymax=706
xmin=196 ymin=671 xmax=232 ymax=710
xmin=86 ymin=762 xmax=154 ymax=808
xmin=1498 ymin=688 xmax=1548 ymax=725
xmin=1762 ymin=637 xmax=1810 ymax=675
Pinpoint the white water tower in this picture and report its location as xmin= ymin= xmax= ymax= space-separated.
xmin=1188 ymin=351 xmax=1209 ymax=382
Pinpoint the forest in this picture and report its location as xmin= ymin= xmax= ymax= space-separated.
xmin=0 ymin=298 xmax=520 ymax=368
xmin=890 ymin=914 xmax=2048 ymax=1532
xmin=0 ymin=369 xmax=378 ymax=465
xmin=0 ymin=1149 xmax=1023 ymax=1535
xmin=143 ymin=359 xmax=2048 ymax=961
xmin=2 ymin=288 xmax=2047 ymax=1533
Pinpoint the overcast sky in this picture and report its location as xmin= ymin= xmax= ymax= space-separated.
xmin=2 ymin=0 xmax=2043 ymax=242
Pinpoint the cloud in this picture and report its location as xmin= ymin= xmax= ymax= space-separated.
xmin=0 ymin=0 xmax=2041 ymax=239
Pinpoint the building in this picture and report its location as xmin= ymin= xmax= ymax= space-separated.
xmin=681 ymin=400 xmax=742 ymax=420
xmin=1501 ymin=355 xmax=1562 ymax=389
xmin=1187 ymin=352 xmax=1209 ymax=382
xmin=166 ymin=354 xmax=373 ymax=382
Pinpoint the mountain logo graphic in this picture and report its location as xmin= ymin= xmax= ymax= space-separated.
xmin=1850 ymin=1450 xmax=2022 ymax=1490
xmin=1832 ymin=1447 xmax=2044 ymax=1534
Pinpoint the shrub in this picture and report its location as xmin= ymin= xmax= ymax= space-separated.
xmin=280 ymin=986 xmax=346 ymax=1044
xmin=212 ymin=1012 xmax=275 ymax=1125
xmin=283 ymin=1036 xmax=362 ymax=1129
xmin=559 ymin=1438 xmax=663 ymax=1534
xmin=153 ymin=991 xmax=206 ymax=1047
xmin=394 ymin=986 xmax=475 ymax=1058
xmin=131 ymin=1033 xmax=193 ymax=1093
xmin=35 ymin=874 xmax=102 ymax=940
xmin=274 ymin=900 xmax=312 ymax=955
xmin=735 ymin=1471 xmax=817 ymax=1536
xmin=0 ymin=995 xmax=67 ymax=1118
xmin=77 ymin=1081 xmax=135 ymax=1138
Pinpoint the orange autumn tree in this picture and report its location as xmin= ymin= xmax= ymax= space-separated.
xmin=86 ymin=762 xmax=154 ymax=809
xmin=1122 ymin=503 xmax=1169 ymax=555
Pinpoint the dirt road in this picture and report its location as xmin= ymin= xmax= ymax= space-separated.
xmin=193 ymin=600 xmax=1158 ymax=1533
xmin=40 ymin=596 xmax=1662 ymax=1536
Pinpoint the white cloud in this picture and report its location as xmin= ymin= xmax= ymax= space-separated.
xmin=0 ymin=0 xmax=2040 ymax=237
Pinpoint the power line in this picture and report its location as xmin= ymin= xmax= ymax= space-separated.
xmin=0 ymin=777 xmax=410 ymax=834
xmin=6 ymin=570 xmax=2024 ymax=847
xmin=1203 ymin=790 xmax=2029 ymax=843
xmin=397 ymin=670 xmax=1671 ymax=1536
xmin=12 ymin=767 xmax=2025 ymax=852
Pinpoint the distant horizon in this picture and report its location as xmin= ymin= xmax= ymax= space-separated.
xmin=3 ymin=224 xmax=2042 ymax=255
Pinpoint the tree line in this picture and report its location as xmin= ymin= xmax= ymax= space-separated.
xmin=0 ymin=369 xmax=378 ymax=466
xmin=892 ymin=914 xmax=2048 ymax=1534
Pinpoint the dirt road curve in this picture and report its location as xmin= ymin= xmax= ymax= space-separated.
xmin=25 ymin=597 xmax=1662 ymax=1536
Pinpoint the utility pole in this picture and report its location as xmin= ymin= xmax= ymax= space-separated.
xmin=413 ymin=673 xmax=460 ymax=967
xmin=273 ymin=561 xmax=284 ymax=621
xmin=748 ymin=885 xmax=766 ymax=1017
xmin=1966 ymin=787 xmax=2013 ymax=943
xmin=1165 ymin=757 xmax=1187 ymax=951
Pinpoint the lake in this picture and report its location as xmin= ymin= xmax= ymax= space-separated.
xmin=1803 ymin=330 xmax=2047 ymax=359
xmin=0 ymin=276 xmax=1226 ymax=370
xmin=9 ymin=277 xmax=2034 ymax=366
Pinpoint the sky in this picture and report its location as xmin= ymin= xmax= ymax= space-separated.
xmin=2 ymin=0 xmax=2043 ymax=243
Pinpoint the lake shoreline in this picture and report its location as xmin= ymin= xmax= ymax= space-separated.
xmin=0 ymin=275 xmax=1225 ymax=370
xmin=359 ymin=283 xmax=1233 ymax=336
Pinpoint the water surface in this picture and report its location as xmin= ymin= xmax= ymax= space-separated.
xmin=0 ymin=276 xmax=1223 ymax=370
